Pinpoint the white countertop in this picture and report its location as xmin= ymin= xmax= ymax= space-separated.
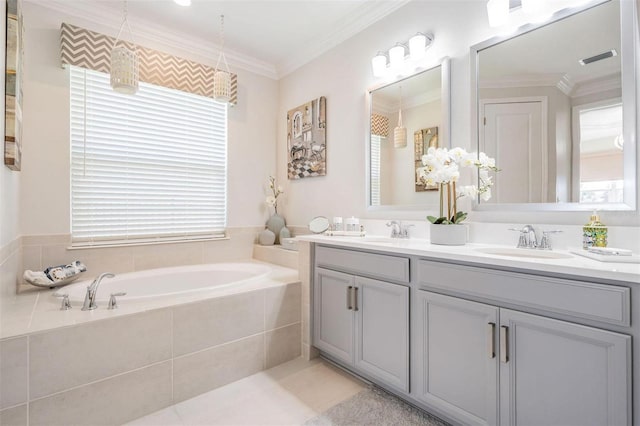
xmin=297 ymin=235 xmax=640 ymax=284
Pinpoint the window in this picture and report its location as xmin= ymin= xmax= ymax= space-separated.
xmin=70 ymin=66 xmax=227 ymax=246
xmin=370 ymin=134 xmax=381 ymax=206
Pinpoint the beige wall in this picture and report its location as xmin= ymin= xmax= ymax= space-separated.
xmin=18 ymin=2 xmax=279 ymax=237
xmin=277 ymin=0 xmax=640 ymax=227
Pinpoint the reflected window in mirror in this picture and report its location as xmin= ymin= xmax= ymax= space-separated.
xmin=471 ymin=0 xmax=636 ymax=211
xmin=367 ymin=58 xmax=451 ymax=211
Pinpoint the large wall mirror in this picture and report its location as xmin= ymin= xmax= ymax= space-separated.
xmin=471 ymin=0 xmax=637 ymax=211
xmin=366 ymin=58 xmax=451 ymax=210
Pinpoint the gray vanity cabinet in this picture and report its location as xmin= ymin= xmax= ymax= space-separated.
xmin=313 ymin=246 xmax=410 ymax=392
xmin=416 ymin=290 xmax=631 ymax=426
xmin=499 ymin=308 xmax=631 ymax=426
xmin=313 ymin=268 xmax=356 ymax=364
xmin=416 ymin=291 xmax=499 ymax=426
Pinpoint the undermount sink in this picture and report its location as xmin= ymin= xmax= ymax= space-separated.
xmin=475 ymin=247 xmax=573 ymax=260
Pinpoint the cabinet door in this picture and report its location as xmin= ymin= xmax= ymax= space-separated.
xmin=416 ymin=291 xmax=499 ymax=426
xmin=499 ymin=309 xmax=631 ymax=426
xmin=354 ymin=276 xmax=409 ymax=392
xmin=313 ymin=268 xmax=355 ymax=364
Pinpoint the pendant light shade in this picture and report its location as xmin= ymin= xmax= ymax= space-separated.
xmin=394 ymin=86 xmax=407 ymax=148
xmin=394 ymin=111 xmax=407 ymax=148
xmin=213 ymin=15 xmax=232 ymax=103
xmin=110 ymin=0 xmax=139 ymax=94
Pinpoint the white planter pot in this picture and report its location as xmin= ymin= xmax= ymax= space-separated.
xmin=429 ymin=223 xmax=468 ymax=246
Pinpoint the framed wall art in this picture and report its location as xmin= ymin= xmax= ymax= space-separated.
xmin=287 ymin=96 xmax=326 ymax=179
xmin=4 ymin=0 xmax=23 ymax=171
xmin=415 ymin=126 xmax=438 ymax=192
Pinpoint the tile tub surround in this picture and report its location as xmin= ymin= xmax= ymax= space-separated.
xmin=0 ymin=236 xmax=21 ymax=298
xmin=19 ymin=226 xmax=263 ymax=285
xmin=0 ymin=277 xmax=302 ymax=426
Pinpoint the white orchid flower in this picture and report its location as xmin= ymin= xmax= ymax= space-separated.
xmin=266 ymin=195 xmax=276 ymax=206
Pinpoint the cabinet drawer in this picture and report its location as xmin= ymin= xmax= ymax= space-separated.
xmin=418 ymin=259 xmax=630 ymax=327
xmin=316 ymin=245 xmax=410 ymax=283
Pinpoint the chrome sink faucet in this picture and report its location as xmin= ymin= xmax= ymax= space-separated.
xmin=386 ymin=221 xmax=414 ymax=239
xmin=82 ymin=272 xmax=115 ymax=311
xmin=510 ymin=225 xmax=538 ymax=248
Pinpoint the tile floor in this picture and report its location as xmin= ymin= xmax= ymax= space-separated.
xmin=125 ymin=357 xmax=366 ymax=425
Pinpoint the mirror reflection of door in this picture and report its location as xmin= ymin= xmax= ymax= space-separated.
xmin=481 ymin=98 xmax=547 ymax=203
xmin=573 ymin=101 xmax=623 ymax=203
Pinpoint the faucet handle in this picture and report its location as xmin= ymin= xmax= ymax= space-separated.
xmin=539 ymin=230 xmax=563 ymax=250
xmin=108 ymin=292 xmax=126 ymax=310
xmin=53 ymin=293 xmax=72 ymax=310
xmin=401 ymin=223 xmax=415 ymax=238
xmin=509 ymin=228 xmax=528 ymax=248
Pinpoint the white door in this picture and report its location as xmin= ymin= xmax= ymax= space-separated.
xmin=415 ymin=291 xmax=499 ymax=426
xmin=481 ymin=100 xmax=546 ymax=203
xmin=354 ymin=276 xmax=409 ymax=393
xmin=499 ymin=309 xmax=631 ymax=426
xmin=313 ymin=268 xmax=355 ymax=364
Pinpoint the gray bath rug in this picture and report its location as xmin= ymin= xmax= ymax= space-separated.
xmin=303 ymin=386 xmax=450 ymax=426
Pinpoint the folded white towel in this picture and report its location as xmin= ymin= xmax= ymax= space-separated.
xmin=587 ymin=247 xmax=632 ymax=256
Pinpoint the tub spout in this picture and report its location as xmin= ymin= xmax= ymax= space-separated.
xmin=82 ymin=272 xmax=115 ymax=311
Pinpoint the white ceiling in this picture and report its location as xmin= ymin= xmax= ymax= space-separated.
xmin=28 ymin=0 xmax=410 ymax=79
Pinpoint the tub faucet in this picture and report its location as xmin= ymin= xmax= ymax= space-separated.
xmin=82 ymin=272 xmax=115 ymax=311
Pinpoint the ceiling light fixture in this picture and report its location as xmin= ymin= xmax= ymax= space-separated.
xmin=110 ymin=0 xmax=139 ymax=95
xmin=173 ymin=0 xmax=191 ymax=6
xmin=213 ymin=14 xmax=232 ymax=103
xmin=371 ymin=32 xmax=433 ymax=79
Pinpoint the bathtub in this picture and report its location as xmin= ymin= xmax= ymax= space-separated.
xmin=63 ymin=262 xmax=272 ymax=303
xmin=5 ymin=260 xmax=301 ymax=425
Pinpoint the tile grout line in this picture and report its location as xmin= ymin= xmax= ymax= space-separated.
xmin=26 ymin=335 xmax=30 ymax=426
xmin=170 ymin=308 xmax=174 ymax=404
xmin=27 ymin=359 xmax=172 ymax=404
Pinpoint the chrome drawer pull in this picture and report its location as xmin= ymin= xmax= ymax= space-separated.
xmin=353 ymin=287 xmax=359 ymax=311
xmin=500 ymin=325 xmax=509 ymax=363
xmin=487 ymin=322 xmax=496 ymax=359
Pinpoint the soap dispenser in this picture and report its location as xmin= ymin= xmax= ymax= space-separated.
xmin=582 ymin=212 xmax=607 ymax=249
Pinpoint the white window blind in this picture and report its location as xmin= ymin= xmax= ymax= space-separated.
xmin=70 ymin=66 xmax=227 ymax=246
xmin=370 ymin=134 xmax=381 ymax=206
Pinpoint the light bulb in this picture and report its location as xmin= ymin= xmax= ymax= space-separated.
xmin=409 ymin=33 xmax=427 ymax=60
xmin=388 ymin=44 xmax=405 ymax=72
xmin=487 ymin=0 xmax=509 ymax=27
xmin=371 ymin=53 xmax=387 ymax=78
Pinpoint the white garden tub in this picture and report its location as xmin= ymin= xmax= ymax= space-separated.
xmin=63 ymin=262 xmax=272 ymax=303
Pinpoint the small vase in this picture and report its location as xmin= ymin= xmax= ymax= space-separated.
xmin=266 ymin=213 xmax=286 ymax=244
xmin=279 ymin=226 xmax=291 ymax=242
xmin=258 ymin=229 xmax=276 ymax=246
xmin=429 ymin=223 xmax=467 ymax=246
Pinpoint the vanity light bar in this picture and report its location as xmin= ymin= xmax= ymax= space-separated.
xmin=579 ymin=49 xmax=617 ymax=66
xmin=371 ymin=33 xmax=434 ymax=79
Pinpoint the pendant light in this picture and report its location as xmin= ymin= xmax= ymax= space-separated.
xmin=110 ymin=0 xmax=139 ymax=94
xmin=213 ymin=14 xmax=232 ymax=103
xmin=394 ymin=86 xmax=407 ymax=148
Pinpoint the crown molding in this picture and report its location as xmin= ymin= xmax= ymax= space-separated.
xmin=276 ymin=0 xmax=411 ymax=78
xmin=572 ymin=73 xmax=621 ymax=98
xmin=25 ymin=0 xmax=279 ymax=79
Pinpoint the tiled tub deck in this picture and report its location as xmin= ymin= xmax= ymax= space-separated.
xmin=0 ymin=262 xmax=301 ymax=426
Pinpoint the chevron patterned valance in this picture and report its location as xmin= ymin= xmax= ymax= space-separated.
xmin=371 ymin=113 xmax=389 ymax=138
xmin=60 ymin=23 xmax=238 ymax=105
